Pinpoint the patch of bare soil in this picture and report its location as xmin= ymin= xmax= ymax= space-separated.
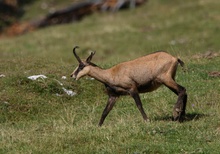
xmin=192 ymin=51 xmax=219 ymax=59
xmin=208 ymin=71 xmax=220 ymax=77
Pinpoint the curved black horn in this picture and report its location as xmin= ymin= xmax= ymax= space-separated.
xmin=73 ymin=46 xmax=82 ymax=63
xmin=86 ymin=51 xmax=96 ymax=63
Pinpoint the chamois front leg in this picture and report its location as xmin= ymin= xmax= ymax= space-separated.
xmin=99 ymin=96 xmax=118 ymax=126
xmin=130 ymin=90 xmax=149 ymax=122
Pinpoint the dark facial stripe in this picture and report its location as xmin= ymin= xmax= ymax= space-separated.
xmin=74 ymin=63 xmax=85 ymax=76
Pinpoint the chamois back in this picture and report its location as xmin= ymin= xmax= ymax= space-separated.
xmin=70 ymin=47 xmax=187 ymax=126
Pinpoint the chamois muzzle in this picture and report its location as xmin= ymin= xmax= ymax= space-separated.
xmin=70 ymin=74 xmax=76 ymax=79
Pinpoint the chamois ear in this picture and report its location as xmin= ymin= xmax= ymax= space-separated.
xmin=86 ymin=51 xmax=96 ymax=63
xmin=73 ymin=46 xmax=82 ymax=63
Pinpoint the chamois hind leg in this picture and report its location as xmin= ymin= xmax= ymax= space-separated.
xmin=99 ymin=96 xmax=117 ymax=126
xmin=163 ymin=79 xmax=187 ymax=122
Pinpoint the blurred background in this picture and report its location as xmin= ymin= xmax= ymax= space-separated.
xmin=0 ymin=1 xmax=220 ymax=153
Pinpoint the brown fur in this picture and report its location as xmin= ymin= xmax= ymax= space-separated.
xmin=71 ymin=47 xmax=187 ymax=126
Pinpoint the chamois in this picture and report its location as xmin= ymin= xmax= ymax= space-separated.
xmin=70 ymin=46 xmax=187 ymax=126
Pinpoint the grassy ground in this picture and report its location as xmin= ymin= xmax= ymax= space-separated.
xmin=1 ymin=0 xmax=220 ymax=153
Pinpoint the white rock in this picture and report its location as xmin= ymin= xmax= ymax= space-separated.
xmin=0 ymin=74 xmax=6 ymax=78
xmin=61 ymin=76 xmax=67 ymax=79
xmin=62 ymin=87 xmax=76 ymax=96
xmin=28 ymin=75 xmax=47 ymax=80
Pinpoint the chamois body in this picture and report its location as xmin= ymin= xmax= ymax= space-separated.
xmin=71 ymin=46 xmax=187 ymax=126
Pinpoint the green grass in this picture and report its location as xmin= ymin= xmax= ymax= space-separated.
xmin=1 ymin=0 xmax=220 ymax=153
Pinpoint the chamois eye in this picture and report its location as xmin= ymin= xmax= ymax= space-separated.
xmin=78 ymin=64 xmax=85 ymax=70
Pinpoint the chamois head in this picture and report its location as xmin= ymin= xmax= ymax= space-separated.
xmin=70 ymin=46 xmax=96 ymax=80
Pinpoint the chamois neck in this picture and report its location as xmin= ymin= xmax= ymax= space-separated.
xmin=88 ymin=66 xmax=109 ymax=83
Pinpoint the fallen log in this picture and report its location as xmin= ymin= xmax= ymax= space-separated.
xmin=34 ymin=1 xmax=97 ymax=28
xmin=2 ymin=0 xmax=146 ymax=37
